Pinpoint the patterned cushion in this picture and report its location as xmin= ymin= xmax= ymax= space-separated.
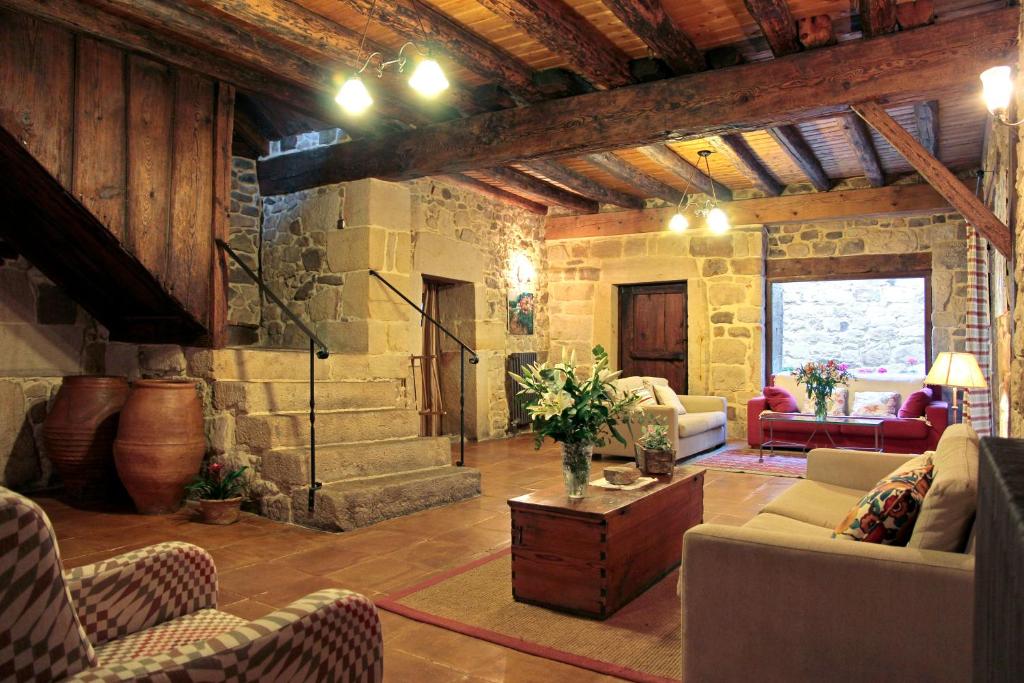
xmin=850 ymin=391 xmax=901 ymax=417
xmin=801 ymin=387 xmax=849 ymax=416
xmin=833 ymin=463 xmax=934 ymax=545
xmin=632 ymin=386 xmax=657 ymax=406
xmin=95 ymin=609 xmax=246 ymax=665
xmin=651 ymin=383 xmax=686 ymax=415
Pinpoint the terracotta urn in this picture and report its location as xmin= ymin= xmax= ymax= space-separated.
xmin=114 ymin=379 xmax=206 ymax=514
xmin=41 ymin=375 xmax=130 ymax=500
xmin=198 ymin=497 xmax=242 ymax=525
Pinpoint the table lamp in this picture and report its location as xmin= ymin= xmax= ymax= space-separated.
xmin=924 ymin=352 xmax=987 ymax=423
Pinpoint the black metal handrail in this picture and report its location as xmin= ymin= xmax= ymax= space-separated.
xmin=217 ymin=239 xmax=328 ymax=512
xmin=368 ymin=270 xmax=479 ymax=467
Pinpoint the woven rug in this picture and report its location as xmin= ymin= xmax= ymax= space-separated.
xmin=688 ymin=447 xmax=806 ymax=478
xmin=376 ymin=549 xmax=681 ymax=683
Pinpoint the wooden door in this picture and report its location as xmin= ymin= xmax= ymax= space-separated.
xmin=618 ymin=282 xmax=687 ymax=392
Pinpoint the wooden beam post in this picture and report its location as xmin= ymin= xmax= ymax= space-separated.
xmin=859 ymin=0 xmax=898 ymax=38
xmin=523 ymin=160 xmax=645 ymax=208
xmin=853 ymin=102 xmax=1010 ymax=254
xmin=544 ymin=184 xmax=955 ymax=239
xmin=483 ymin=166 xmax=598 ymax=213
xmin=585 ymin=153 xmax=684 ymax=204
xmin=255 ymin=8 xmax=1018 ymax=192
xmin=599 ymin=0 xmax=705 ymax=74
xmin=743 ymin=0 xmax=801 ymax=56
xmin=443 ymin=174 xmax=548 ymax=214
xmin=714 ymin=135 xmax=784 ymax=196
xmin=839 ymin=112 xmax=886 ymax=187
xmin=767 ymin=125 xmax=831 ymax=191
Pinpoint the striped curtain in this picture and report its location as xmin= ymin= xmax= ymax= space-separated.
xmin=964 ymin=225 xmax=993 ymax=436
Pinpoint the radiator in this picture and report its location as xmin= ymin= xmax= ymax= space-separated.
xmin=506 ymin=353 xmax=538 ymax=430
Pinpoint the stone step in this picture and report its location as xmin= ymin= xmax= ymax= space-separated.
xmin=295 ymin=466 xmax=481 ymax=531
xmin=261 ymin=436 xmax=452 ymax=487
xmin=235 ymin=408 xmax=419 ymax=449
xmin=212 ymin=379 xmax=403 ymax=414
xmin=187 ymin=347 xmax=409 ymax=382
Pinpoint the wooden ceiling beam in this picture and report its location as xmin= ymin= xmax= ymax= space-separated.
xmin=256 ymin=8 xmax=1017 ymax=193
xmin=474 ymin=0 xmax=633 ymax=88
xmin=532 ymin=68 xmax=596 ymax=98
xmin=743 ymin=0 xmax=801 ymax=57
xmin=521 ymin=160 xmax=645 ymax=209
xmin=713 ymin=135 xmax=784 ymax=196
xmin=636 ymin=144 xmax=733 ymax=200
xmin=852 ymin=101 xmax=1010 ymax=255
xmin=333 ymin=0 xmax=543 ymax=102
xmin=482 ymin=167 xmax=598 ymax=213
xmin=585 ymin=153 xmax=684 ymax=204
xmin=599 ymin=0 xmax=705 ymax=74
xmin=914 ymin=100 xmax=939 ymax=157
xmin=797 ymin=15 xmax=836 ymax=49
xmin=545 ymin=184 xmax=955 ymax=239
xmin=839 ymin=113 xmax=886 ymax=187
xmin=859 ymin=0 xmax=898 ymax=38
xmin=766 ymin=125 xmax=831 ymax=191
xmin=443 ymin=175 xmax=548 ymax=214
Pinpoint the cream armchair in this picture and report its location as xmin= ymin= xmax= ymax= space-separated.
xmin=595 ymin=376 xmax=727 ymax=460
xmin=681 ymin=427 xmax=979 ymax=682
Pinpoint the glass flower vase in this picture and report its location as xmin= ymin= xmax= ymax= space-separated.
xmin=561 ymin=442 xmax=593 ymax=499
xmin=813 ymin=395 xmax=829 ymax=421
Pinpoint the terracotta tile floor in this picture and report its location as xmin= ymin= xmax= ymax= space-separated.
xmin=36 ymin=436 xmax=796 ymax=682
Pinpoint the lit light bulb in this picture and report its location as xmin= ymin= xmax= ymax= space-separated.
xmin=668 ymin=212 xmax=689 ymax=233
xmin=335 ymin=76 xmax=373 ymax=116
xmin=980 ymin=66 xmax=1013 ymax=116
xmin=707 ymin=207 xmax=730 ymax=234
xmin=409 ymin=59 xmax=449 ymax=98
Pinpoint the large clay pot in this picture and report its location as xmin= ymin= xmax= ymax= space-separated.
xmin=114 ymin=379 xmax=206 ymax=514
xmin=41 ymin=375 xmax=130 ymax=501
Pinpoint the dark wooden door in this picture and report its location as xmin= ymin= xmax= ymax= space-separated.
xmin=618 ymin=282 xmax=687 ymax=392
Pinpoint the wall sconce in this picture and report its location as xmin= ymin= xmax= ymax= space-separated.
xmin=980 ymin=66 xmax=1022 ymax=126
xmin=511 ymin=253 xmax=535 ymax=286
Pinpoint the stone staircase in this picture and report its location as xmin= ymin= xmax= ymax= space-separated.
xmin=201 ymin=347 xmax=480 ymax=531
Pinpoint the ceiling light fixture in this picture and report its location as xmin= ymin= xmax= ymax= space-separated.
xmin=980 ymin=65 xmax=1021 ymax=125
xmin=336 ymin=0 xmax=448 ymax=115
xmin=666 ymin=149 xmax=731 ymax=234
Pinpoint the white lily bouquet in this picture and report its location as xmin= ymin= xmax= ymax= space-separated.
xmin=509 ymin=345 xmax=641 ymax=498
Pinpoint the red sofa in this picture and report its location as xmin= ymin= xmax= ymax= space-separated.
xmin=746 ymin=388 xmax=949 ymax=453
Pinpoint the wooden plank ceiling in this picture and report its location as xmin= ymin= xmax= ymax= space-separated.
xmin=9 ymin=0 xmax=1007 ymax=214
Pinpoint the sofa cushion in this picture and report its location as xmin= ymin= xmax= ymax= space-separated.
xmin=761 ymin=480 xmax=865 ymax=529
xmin=652 ymin=384 xmax=686 ymax=415
xmin=832 ymin=463 xmax=933 ymax=544
xmin=850 ymin=391 xmax=901 ymax=417
xmin=801 ymin=387 xmax=849 ymax=416
xmin=898 ymin=387 xmax=933 ymax=418
xmin=677 ymin=411 xmax=726 ymax=437
xmin=763 ymin=386 xmax=798 ymax=413
xmin=907 ymin=423 xmax=979 ymax=552
xmin=743 ymin=512 xmax=837 ymax=539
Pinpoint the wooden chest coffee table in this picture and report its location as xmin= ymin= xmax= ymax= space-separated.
xmin=508 ymin=466 xmax=705 ymax=620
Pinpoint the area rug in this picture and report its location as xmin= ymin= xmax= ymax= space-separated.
xmin=376 ymin=549 xmax=681 ymax=683
xmin=688 ymin=447 xmax=806 ymax=478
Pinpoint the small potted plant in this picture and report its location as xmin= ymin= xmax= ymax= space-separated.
xmin=185 ymin=461 xmax=249 ymax=525
xmin=635 ymin=414 xmax=675 ymax=476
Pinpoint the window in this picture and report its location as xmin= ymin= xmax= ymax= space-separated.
xmin=768 ymin=276 xmax=929 ymax=379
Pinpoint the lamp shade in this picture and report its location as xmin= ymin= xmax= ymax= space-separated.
xmin=924 ymin=352 xmax=987 ymax=389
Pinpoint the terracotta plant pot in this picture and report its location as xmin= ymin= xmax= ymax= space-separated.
xmin=114 ymin=379 xmax=206 ymax=514
xmin=42 ymin=375 xmax=130 ymax=500
xmin=638 ymin=447 xmax=675 ymax=476
xmin=198 ymin=497 xmax=242 ymax=525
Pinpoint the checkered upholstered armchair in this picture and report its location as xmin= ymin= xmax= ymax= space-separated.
xmin=0 ymin=488 xmax=383 ymax=682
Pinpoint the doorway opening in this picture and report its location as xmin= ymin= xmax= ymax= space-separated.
xmin=415 ymin=276 xmax=475 ymax=437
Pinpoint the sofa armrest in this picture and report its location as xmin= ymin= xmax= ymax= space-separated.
xmin=679 ymin=395 xmax=727 ymax=414
xmin=682 ymin=524 xmax=974 ymax=682
xmin=68 ymin=589 xmax=384 ymax=682
xmin=747 ymin=397 xmax=768 ymax=446
xmin=64 ymin=542 xmax=217 ymax=647
xmin=806 ymin=448 xmax=915 ymax=490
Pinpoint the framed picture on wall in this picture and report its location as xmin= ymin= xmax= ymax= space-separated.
xmin=508 ymin=291 xmax=535 ymax=335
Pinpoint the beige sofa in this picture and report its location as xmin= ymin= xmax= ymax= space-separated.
xmin=682 ymin=423 xmax=978 ymax=682
xmin=595 ymin=376 xmax=727 ymax=460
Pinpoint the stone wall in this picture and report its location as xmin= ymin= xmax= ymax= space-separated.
xmin=227 ymin=157 xmax=261 ymax=339
xmin=766 ymin=212 xmax=969 ymax=362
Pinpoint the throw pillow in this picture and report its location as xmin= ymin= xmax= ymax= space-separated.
xmin=801 ymin=387 xmax=849 ymax=416
xmin=833 ymin=463 xmax=934 ymax=545
xmin=897 ymin=387 xmax=933 ymax=418
xmin=850 ymin=391 xmax=901 ymax=417
xmin=652 ymin=383 xmax=687 ymax=415
xmin=763 ymin=386 xmax=798 ymax=413
xmin=632 ymin=386 xmax=657 ymax=406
